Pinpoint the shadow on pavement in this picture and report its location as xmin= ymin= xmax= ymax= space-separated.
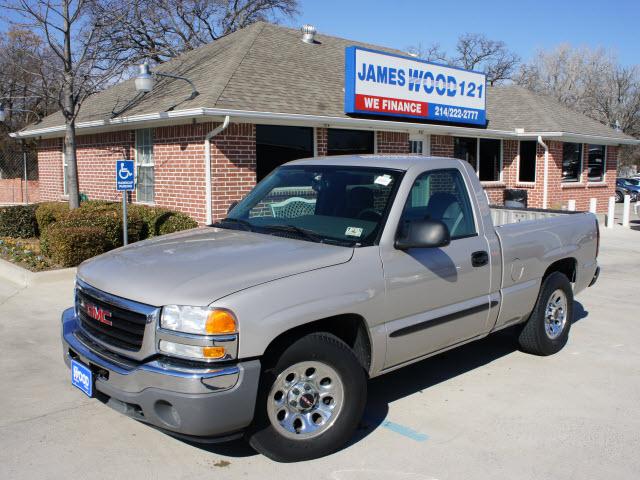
xmin=176 ymin=301 xmax=588 ymax=457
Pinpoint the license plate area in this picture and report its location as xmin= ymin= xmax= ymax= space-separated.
xmin=71 ymin=359 xmax=94 ymax=397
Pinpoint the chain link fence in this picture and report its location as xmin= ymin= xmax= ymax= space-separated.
xmin=0 ymin=147 xmax=39 ymax=205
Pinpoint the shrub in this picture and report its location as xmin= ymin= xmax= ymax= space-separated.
xmin=0 ymin=204 xmax=39 ymax=238
xmin=62 ymin=206 xmax=145 ymax=248
xmin=35 ymin=202 xmax=69 ymax=232
xmin=158 ymin=212 xmax=199 ymax=235
xmin=41 ymin=224 xmax=108 ymax=267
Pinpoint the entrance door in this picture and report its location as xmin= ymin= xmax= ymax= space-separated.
xmin=382 ymin=168 xmax=493 ymax=368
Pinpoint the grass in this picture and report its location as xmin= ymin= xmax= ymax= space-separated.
xmin=0 ymin=237 xmax=59 ymax=272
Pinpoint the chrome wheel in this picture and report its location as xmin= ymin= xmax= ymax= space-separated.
xmin=544 ymin=289 xmax=568 ymax=339
xmin=267 ymin=361 xmax=344 ymax=440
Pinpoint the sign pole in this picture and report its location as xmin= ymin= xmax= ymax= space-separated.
xmin=116 ymin=159 xmax=135 ymax=246
xmin=122 ymin=190 xmax=128 ymax=246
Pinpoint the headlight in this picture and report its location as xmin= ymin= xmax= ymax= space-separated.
xmin=160 ymin=306 xmax=237 ymax=335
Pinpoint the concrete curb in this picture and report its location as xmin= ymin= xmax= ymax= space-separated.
xmin=0 ymin=258 xmax=75 ymax=287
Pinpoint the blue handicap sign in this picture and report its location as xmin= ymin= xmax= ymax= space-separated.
xmin=116 ymin=160 xmax=135 ymax=191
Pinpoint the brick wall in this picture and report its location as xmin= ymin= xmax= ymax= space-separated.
xmin=428 ymin=136 xmax=616 ymax=213
xmin=316 ymin=127 xmax=328 ymax=156
xmin=35 ymin=124 xmax=619 ymax=223
xmin=0 ymin=179 xmax=40 ymax=203
xmin=376 ymin=131 xmax=410 ymax=154
xmin=211 ymin=123 xmax=256 ymax=221
xmin=37 ymin=138 xmax=64 ymax=201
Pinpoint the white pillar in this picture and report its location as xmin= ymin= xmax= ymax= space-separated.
xmin=567 ymin=199 xmax=576 ymax=211
xmin=607 ymin=196 xmax=615 ymax=228
xmin=623 ymin=195 xmax=631 ymax=228
xmin=589 ymin=198 xmax=597 ymax=214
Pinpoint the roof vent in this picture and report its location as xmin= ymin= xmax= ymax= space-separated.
xmin=301 ymin=24 xmax=317 ymax=44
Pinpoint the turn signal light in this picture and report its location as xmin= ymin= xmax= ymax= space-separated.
xmin=205 ymin=309 xmax=237 ymax=334
xmin=202 ymin=346 xmax=227 ymax=359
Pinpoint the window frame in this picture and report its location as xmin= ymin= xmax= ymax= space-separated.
xmin=561 ymin=142 xmax=583 ymax=183
xmin=587 ymin=144 xmax=607 ymax=183
xmin=135 ymin=128 xmax=155 ymax=204
xmin=452 ymin=135 xmax=503 ymax=183
xmin=518 ymin=140 xmax=538 ymax=184
xmin=399 ymin=167 xmax=478 ymax=241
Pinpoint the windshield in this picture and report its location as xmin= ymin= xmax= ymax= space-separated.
xmin=217 ymin=165 xmax=403 ymax=246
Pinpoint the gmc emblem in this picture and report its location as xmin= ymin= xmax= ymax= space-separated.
xmin=84 ymin=302 xmax=113 ymax=326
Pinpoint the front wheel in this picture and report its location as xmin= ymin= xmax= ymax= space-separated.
xmin=246 ymin=333 xmax=367 ymax=462
xmin=615 ymin=191 xmax=623 ymax=202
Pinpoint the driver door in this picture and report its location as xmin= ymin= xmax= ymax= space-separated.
xmin=382 ymin=168 xmax=493 ymax=368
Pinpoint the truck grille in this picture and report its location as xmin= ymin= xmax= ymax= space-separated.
xmin=75 ymin=286 xmax=148 ymax=351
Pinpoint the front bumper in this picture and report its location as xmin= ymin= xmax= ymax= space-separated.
xmin=61 ymin=308 xmax=260 ymax=440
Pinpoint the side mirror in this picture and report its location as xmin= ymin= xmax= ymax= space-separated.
xmin=227 ymin=200 xmax=239 ymax=214
xmin=395 ymin=219 xmax=451 ymax=250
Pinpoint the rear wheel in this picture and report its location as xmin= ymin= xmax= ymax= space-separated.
xmin=246 ymin=332 xmax=367 ymax=462
xmin=615 ymin=190 xmax=623 ymax=202
xmin=518 ymin=272 xmax=573 ymax=356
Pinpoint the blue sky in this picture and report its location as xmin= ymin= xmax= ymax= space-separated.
xmin=288 ymin=0 xmax=639 ymax=66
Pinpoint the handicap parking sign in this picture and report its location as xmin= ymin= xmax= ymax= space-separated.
xmin=116 ymin=160 xmax=135 ymax=191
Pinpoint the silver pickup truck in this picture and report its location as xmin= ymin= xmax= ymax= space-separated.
xmin=61 ymin=156 xmax=600 ymax=462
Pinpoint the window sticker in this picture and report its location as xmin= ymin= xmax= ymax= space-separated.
xmin=345 ymin=226 xmax=364 ymax=237
xmin=374 ymin=174 xmax=392 ymax=186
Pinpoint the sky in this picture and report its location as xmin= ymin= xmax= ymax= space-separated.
xmin=287 ymin=0 xmax=640 ymax=66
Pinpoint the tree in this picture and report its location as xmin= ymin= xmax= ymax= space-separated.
xmin=90 ymin=0 xmax=299 ymax=64
xmin=3 ymin=0 xmax=131 ymax=208
xmin=516 ymin=45 xmax=640 ymax=167
xmin=408 ymin=33 xmax=520 ymax=86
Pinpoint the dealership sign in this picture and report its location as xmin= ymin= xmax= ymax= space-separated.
xmin=344 ymin=46 xmax=487 ymax=125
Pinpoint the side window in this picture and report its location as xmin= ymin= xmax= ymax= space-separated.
xmin=401 ymin=169 xmax=476 ymax=239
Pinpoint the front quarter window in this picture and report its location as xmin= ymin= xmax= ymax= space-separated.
xmin=219 ymin=165 xmax=402 ymax=246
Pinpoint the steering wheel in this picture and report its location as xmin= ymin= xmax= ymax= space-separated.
xmin=357 ymin=208 xmax=382 ymax=222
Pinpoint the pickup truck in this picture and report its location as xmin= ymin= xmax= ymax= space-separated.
xmin=61 ymin=156 xmax=600 ymax=462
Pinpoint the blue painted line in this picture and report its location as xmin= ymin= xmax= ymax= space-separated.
xmin=380 ymin=420 xmax=429 ymax=442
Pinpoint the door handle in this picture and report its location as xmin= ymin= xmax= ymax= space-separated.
xmin=471 ymin=251 xmax=489 ymax=267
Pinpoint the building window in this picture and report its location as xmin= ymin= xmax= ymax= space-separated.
xmin=587 ymin=144 xmax=606 ymax=182
xmin=135 ymin=128 xmax=154 ymax=203
xmin=519 ymin=141 xmax=537 ymax=183
xmin=256 ymin=125 xmax=313 ymax=181
xmin=453 ymin=137 xmax=477 ymax=170
xmin=327 ymin=129 xmax=374 ymax=155
xmin=62 ymin=147 xmax=69 ymax=195
xmin=479 ymin=139 xmax=501 ymax=182
xmin=453 ymin=137 xmax=502 ymax=182
xmin=562 ymin=143 xmax=583 ymax=182
xmin=409 ymin=140 xmax=423 ymax=154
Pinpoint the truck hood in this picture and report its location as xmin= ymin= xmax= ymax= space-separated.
xmin=77 ymin=227 xmax=353 ymax=306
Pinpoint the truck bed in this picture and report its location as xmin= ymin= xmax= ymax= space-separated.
xmin=490 ymin=205 xmax=582 ymax=226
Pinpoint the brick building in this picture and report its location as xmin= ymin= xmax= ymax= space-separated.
xmin=13 ymin=22 xmax=638 ymax=223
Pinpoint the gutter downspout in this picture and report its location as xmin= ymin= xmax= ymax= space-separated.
xmin=204 ymin=116 xmax=230 ymax=224
xmin=537 ymin=135 xmax=549 ymax=209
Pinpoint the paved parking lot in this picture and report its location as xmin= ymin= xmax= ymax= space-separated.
xmin=1 ymin=227 xmax=639 ymax=480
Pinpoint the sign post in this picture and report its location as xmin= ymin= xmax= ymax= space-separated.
xmin=116 ymin=160 xmax=135 ymax=245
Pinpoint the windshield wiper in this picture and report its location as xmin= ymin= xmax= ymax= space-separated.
xmin=262 ymin=224 xmax=324 ymax=243
xmin=212 ymin=218 xmax=253 ymax=231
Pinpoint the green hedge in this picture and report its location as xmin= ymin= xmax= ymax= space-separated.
xmin=63 ymin=206 xmax=145 ymax=248
xmin=41 ymin=224 xmax=108 ymax=267
xmin=0 ymin=205 xmax=39 ymax=238
xmin=158 ymin=212 xmax=198 ymax=235
xmin=35 ymin=202 xmax=69 ymax=232
xmin=34 ymin=200 xmax=198 ymax=267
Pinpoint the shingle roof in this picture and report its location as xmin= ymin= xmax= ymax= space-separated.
xmin=18 ymin=22 xmax=635 ymax=143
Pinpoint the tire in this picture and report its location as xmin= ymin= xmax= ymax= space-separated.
xmin=246 ymin=332 xmax=367 ymax=462
xmin=518 ymin=272 xmax=573 ymax=356
xmin=615 ymin=191 xmax=623 ymax=202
